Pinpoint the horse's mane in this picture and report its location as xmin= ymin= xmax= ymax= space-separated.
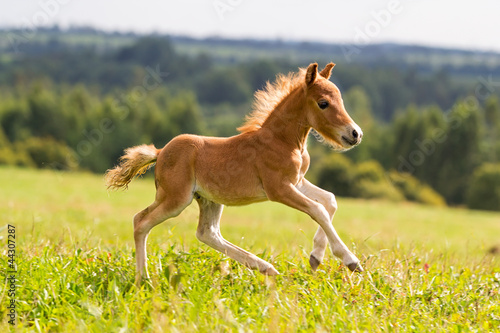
xmin=237 ymin=68 xmax=306 ymax=133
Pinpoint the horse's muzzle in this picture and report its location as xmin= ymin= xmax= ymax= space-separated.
xmin=342 ymin=124 xmax=363 ymax=146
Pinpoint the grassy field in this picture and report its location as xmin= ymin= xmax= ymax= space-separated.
xmin=1 ymin=166 xmax=499 ymax=332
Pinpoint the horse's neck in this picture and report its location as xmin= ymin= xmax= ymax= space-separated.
xmin=260 ymin=90 xmax=310 ymax=152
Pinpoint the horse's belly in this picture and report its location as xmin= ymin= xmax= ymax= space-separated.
xmin=198 ymin=190 xmax=268 ymax=206
xmin=194 ymin=173 xmax=268 ymax=206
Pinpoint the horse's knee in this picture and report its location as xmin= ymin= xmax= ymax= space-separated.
xmin=325 ymin=192 xmax=337 ymax=214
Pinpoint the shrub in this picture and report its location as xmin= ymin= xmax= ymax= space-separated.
xmin=314 ymin=157 xmax=445 ymax=205
xmin=316 ymin=158 xmax=403 ymax=201
xmin=388 ymin=171 xmax=446 ymax=206
xmin=17 ymin=137 xmax=78 ymax=170
xmin=354 ymin=179 xmax=404 ymax=201
xmin=354 ymin=160 xmax=386 ymax=183
xmin=315 ymin=154 xmax=354 ymax=196
xmin=0 ymin=127 xmax=34 ymax=167
xmin=466 ymin=164 xmax=500 ymax=211
xmin=352 ymin=161 xmax=403 ymax=201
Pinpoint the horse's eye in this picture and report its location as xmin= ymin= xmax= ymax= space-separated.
xmin=318 ymin=101 xmax=329 ymax=110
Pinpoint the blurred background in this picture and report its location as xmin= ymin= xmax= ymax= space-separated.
xmin=0 ymin=0 xmax=499 ymax=211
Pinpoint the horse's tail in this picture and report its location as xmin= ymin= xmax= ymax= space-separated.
xmin=105 ymin=144 xmax=160 ymax=190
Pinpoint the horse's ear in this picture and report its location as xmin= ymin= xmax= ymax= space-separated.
xmin=319 ymin=63 xmax=335 ymax=79
xmin=305 ymin=63 xmax=318 ymax=86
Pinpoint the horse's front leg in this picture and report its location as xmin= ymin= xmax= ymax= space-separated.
xmin=297 ymin=179 xmax=362 ymax=272
xmin=267 ymin=181 xmax=362 ymax=272
xmin=297 ymin=180 xmax=334 ymax=270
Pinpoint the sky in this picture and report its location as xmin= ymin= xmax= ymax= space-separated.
xmin=1 ymin=0 xmax=499 ymax=52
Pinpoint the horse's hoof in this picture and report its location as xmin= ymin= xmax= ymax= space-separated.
xmin=347 ymin=262 xmax=364 ymax=272
xmin=309 ymin=255 xmax=321 ymax=271
xmin=262 ymin=265 xmax=279 ymax=276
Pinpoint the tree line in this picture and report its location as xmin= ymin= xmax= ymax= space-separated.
xmin=0 ymin=35 xmax=499 ymax=210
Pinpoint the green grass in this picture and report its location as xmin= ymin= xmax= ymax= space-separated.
xmin=1 ymin=166 xmax=500 ymax=332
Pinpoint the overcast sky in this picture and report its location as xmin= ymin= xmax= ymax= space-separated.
xmin=1 ymin=0 xmax=499 ymax=52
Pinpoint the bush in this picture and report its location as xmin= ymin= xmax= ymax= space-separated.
xmin=354 ymin=160 xmax=386 ymax=183
xmin=0 ymin=127 xmax=34 ymax=167
xmin=17 ymin=137 xmax=78 ymax=170
xmin=316 ymin=157 xmax=403 ymax=201
xmin=466 ymin=164 xmax=500 ymax=211
xmin=388 ymin=171 xmax=446 ymax=206
xmin=315 ymin=154 xmax=354 ymax=196
xmin=311 ymin=156 xmax=445 ymax=205
xmin=354 ymin=179 xmax=404 ymax=201
xmin=352 ymin=161 xmax=403 ymax=201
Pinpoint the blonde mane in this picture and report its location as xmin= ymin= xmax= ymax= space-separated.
xmin=237 ymin=68 xmax=306 ymax=133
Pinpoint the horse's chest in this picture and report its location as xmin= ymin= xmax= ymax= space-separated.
xmin=279 ymin=150 xmax=310 ymax=185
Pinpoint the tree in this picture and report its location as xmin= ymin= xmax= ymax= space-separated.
xmin=390 ymin=105 xmax=426 ymax=171
xmin=0 ymin=99 xmax=30 ymax=142
xmin=484 ymin=96 xmax=500 ymax=162
xmin=435 ymin=100 xmax=483 ymax=204
xmin=168 ymin=92 xmax=205 ymax=137
xmin=115 ymin=37 xmax=175 ymax=68
xmin=414 ymin=105 xmax=448 ymax=187
xmin=26 ymin=84 xmax=67 ymax=141
xmin=62 ymin=85 xmax=93 ymax=147
xmin=195 ymin=68 xmax=252 ymax=105
xmin=467 ymin=163 xmax=500 ymax=211
xmin=344 ymin=86 xmax=376 ymax=163
xmin=243 ymin=60 xmax=282 ymax=92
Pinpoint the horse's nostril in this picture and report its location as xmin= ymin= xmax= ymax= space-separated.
xmin=352 ymin=129 xmax=358 ymax=139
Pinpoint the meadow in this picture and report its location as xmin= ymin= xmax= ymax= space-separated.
xmin=1 ymin=166 xmax=499 ymax=332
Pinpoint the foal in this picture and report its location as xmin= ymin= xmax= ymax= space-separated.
xmin=105 ymin=63 xmax=363 ymax=281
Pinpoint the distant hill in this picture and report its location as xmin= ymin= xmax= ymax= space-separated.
xmin=0 ymin=26 xmax=498 ymax=121
xmin=1 ymin=26 xmax=500 ymax=75
xmin=171 ymin=35 xmax=500 ymax=71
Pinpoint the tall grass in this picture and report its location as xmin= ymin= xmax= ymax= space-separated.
xmin=1 ymin=167 xmax=499 ymax=332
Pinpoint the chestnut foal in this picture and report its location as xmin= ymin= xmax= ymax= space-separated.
xmin=105 ymin=63 xmax=363 ymax=282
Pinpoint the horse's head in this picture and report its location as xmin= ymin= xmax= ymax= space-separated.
xmin=303 ymin=63 xmax=362 ymax=151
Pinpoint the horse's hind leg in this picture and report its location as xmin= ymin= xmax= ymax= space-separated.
xmin=134 ymin=185 xmax=193 ymax=284
xmin=195 ymin=196 xmax=279 ymax=275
